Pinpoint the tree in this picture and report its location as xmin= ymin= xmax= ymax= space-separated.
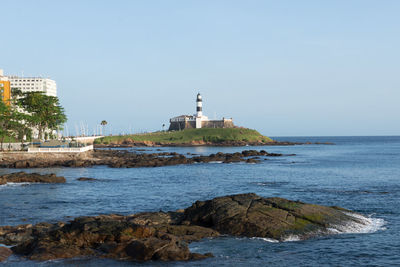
xmin=18 ymin=92 xmax=67 ymax=140
xmin=0 ymin=98 xmax=26 ymax=150
xmin=0 ymin=97 xmax=10 ymax=149
xmin=100 ymin=120 xmax=107 ymax=136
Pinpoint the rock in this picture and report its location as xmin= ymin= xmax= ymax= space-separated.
xmin=190 ymin=252 xmax=214 ymax=260
xmin=0 ymin=149 xmax=284 ymax=169
xmin=155 ymin=225 xmax=220 ymax=242
xmin=1 ymin=193 xmax=363 ymax=262
xmin=183 ymin=193 xmax=363 ymax=241
xmin=11 ymin=214 xmax=212 ymax=262
xmin=94 ymin=138 xmax=325 ymax=148
xmin=14 ymin=161 xmax=28 ymax=168
xmin=77 ymin=177 xmax=97 ymax=181
xmin=246 ymin=158 xmax=259 ymax=163
xmin=0 ymin=246 xmax=12 ymax=262
xmin=0 ymin=172 xmax=66 ymax=184
xmin=125 ymin=235 xmax=191 ymax=261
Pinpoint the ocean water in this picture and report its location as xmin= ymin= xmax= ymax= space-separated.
xmin=1 ymin=136 xmax=399 ymax=266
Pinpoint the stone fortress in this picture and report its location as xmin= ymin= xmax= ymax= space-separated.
xmin=169 ymin=93 xmax=234 ymax=131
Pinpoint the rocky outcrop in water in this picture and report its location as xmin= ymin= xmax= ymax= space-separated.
xmin=0 ymin=172 xmax=66 ymax=185
xmin=0 ymin=193 xmax=365 ymax=262
xmin=183 ymin=193 xmax=358 ymax=240
xmin=95 ymin=140 xmax=334 ymax=148
xmin=77 ymin=177 xmax=97 ymax=181
xmin=0 ymin=150 xmax=284 ymax=169
xmin=0 ymin=246 xmax=12 ymax=262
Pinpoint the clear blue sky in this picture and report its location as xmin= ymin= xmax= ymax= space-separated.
xmin=1 ymin=0 xmax=399 ymax=136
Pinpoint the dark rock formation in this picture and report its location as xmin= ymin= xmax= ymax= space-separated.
xmin=0 ymin=193 xmax=365 ymax=263
xmin=0 ymin=172 xmax=66 ymax=185
xmin=0 ymin=246 xmax=12 ymax=262
xmin=94 ymin=140 xmax=333 ymax=148
xmin=8 ymin=214 xmax=216 ymax=262
xmin=77 ymin=177 xmax=97 ymax=181
xmin=182 ymin=193 xmax=360 ymax=240
xmin=0 ymin=150 xmax=285 ymax=169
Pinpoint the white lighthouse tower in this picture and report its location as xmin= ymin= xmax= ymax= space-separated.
xmin=196 ymin=93 xmax=203 ymax=117
xmin=195 ymin=92 xmax=208 ymax=128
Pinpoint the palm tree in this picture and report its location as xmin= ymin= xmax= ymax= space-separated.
xmin=100 ymin=120 xmax=107 ymax=136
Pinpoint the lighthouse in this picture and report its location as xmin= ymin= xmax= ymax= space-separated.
xmin=168 ymin=92 xmax=234 ymax=131
xmin=196 ymin=93 xmax=203 ymax=117
xmin=195 ymin=92 xmax=206 ymax=128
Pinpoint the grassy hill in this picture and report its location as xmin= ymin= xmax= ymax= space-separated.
xmin=94 ymin=128 xmax=273 ymax=146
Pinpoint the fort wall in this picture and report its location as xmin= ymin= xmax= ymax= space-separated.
xmin=169 ymin=119 xmax=234 ymax=131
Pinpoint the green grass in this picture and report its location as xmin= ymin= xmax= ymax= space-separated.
xmin=94 ymin=128 xmax=273 ymax=145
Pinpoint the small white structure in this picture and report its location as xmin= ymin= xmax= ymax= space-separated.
xmin=28 ymin=145 xmax=93 ymax=153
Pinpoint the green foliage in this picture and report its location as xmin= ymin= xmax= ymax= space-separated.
xmin=95 ymin=128 xmax=273 ymax=145
xmin=0 ymin=92 xmax=28 ymax=149
xmin=17 ymin=91 xmax=67 ymax=140
xmin=0 ymin=89 xmax=67 ymax=149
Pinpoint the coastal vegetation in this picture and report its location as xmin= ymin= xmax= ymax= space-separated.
xmin=94 ymin=128 xmax=273 ymax=146
xmin=17 ymin=90 xmax=67 ymax=140
xmin=0 ymin=89 xmax=67 ymax=150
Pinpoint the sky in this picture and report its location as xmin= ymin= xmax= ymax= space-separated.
xmin=0 ymin=0 xmax=399 ymax=136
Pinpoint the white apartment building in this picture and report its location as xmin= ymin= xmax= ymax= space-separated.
xmin=0 ymin=69 xmax=8 ymax=81
xmin=0 ymin=69 xmax=57 ymax=97
xmin=8 ymin=76 xmax=57 ymax=97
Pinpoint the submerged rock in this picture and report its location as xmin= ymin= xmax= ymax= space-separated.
xmin=77 ymin=177 xmax=97 ymax=181
xmin=0 ymin=193 xmax=366 ymax=262
xmin=0 ymin=246 xmax=12 ymax=262
xmin=0 ymin=172 xmax=66 ymax=185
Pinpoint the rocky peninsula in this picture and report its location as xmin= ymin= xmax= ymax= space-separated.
xmin=0 ymin=193 xmax=366 ymax=263
xmin=94 ymin=128 xmax=333 ymax=148
xmin=0 ymin=149 xmax=285 ymax=168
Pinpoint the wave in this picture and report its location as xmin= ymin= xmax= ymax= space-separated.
xmin=251 ymin=181 xmax=290 ymax=187
xmin=257 ymin=212 xmax=385 ymax=243
xmin=282 ymin=235 xmax=302 ymax=242
xmin=328 ymin=212 xmax=386 ymax=234
xmin=250 ymin=237 xmax=279 ymax=243
xmin=0 ymin=182 xmax=33 ymax=188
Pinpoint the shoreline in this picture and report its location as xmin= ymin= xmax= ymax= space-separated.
xmin=94 ymin=140 xmax=334 ymax=148
xmin=0 ymin=149 xmax=288 ymax=169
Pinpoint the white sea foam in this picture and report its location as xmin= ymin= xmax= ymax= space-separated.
xmin=257 ymin=212 xmax=385 ymax=243
xmin=209 ymin=161 xmax=223 ymax=164
xmin=282 ymin=235 xmax=301 ymax=242
xmin=0 ymin=182 xmax=33 ymax=188
xmin=328 ymin=212 xmax=386 ymax=234
xmin=250 ymin=237 xmax=279 ymax=243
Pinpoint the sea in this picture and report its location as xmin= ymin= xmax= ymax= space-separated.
xmin=0 ymin=136 xmax=399 ymax=266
